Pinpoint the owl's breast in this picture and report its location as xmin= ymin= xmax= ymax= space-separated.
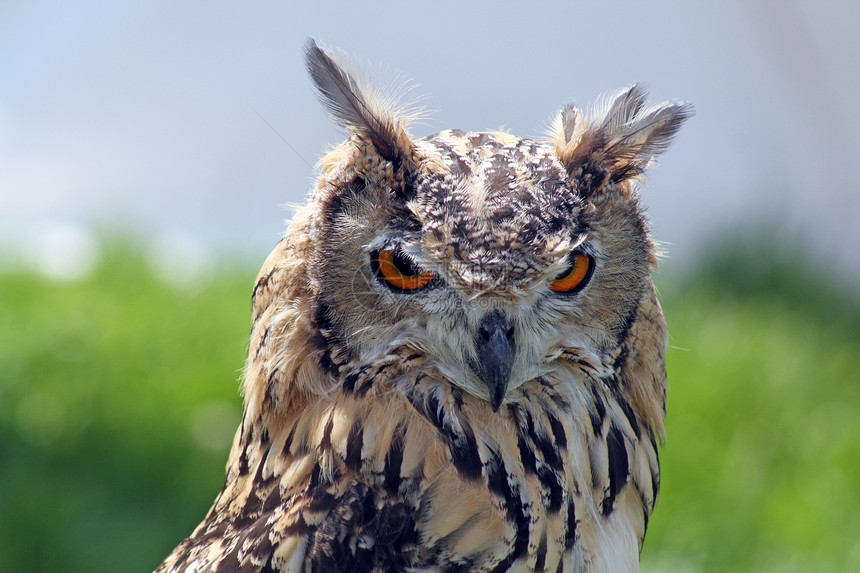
xmin=270 ymin=366 xmax=653 ymax=571
xmin=159 ymin=363 xmax=654 ymax=572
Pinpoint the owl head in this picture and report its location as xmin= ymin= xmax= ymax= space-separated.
xmin=280 ymin=40 xmax=690 ymax=421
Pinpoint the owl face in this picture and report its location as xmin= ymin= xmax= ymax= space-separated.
xmin=314 ymin=130 xmax=652 ymax=410
xmin=305 ymin=40 xmax=689 ymax=411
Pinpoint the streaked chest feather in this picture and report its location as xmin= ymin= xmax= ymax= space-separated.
xmin=158 ymin=357 xmax=659 ymax=573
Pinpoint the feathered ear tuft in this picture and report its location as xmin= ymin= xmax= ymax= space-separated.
xmin=550 ymin=84 xmax=693 ymax=198
xmin=305 ymin=38 xmax=416 ymax=170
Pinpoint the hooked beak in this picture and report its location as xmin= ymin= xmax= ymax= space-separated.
xmin=471 ymin=309 xmax=516 ymax=412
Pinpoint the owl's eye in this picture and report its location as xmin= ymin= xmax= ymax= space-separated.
xmin=372 ymin=249 xmax=434 ymax=292
xmin=549 ymin=253 xmax=594 ymax=294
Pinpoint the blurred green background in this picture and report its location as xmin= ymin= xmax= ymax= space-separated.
xmin=1 ymin=233 xmax=859 ymax=572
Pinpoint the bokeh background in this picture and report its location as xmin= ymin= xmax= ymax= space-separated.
xmin=2 ymin=1 xmax=859 ymax=571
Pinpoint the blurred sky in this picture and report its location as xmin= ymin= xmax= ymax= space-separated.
xmin=1 ymin=0 xmax=858 ymax=277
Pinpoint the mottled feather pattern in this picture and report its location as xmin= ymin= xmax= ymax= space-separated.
xmin=156 ymin=38 xmax=690 ymax=573
xmin=159 ymin=333 xmax=660 ymax=571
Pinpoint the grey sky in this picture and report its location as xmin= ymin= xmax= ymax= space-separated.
xmin=2 ymin=1 xmax=858 ymax=276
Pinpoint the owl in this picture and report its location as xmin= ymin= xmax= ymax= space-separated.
xmin=156 ymin=39 xmax=691 ymax=573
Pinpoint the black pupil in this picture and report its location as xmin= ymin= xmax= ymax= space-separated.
xmin=391 ymin=251 xmax=421 ymax=276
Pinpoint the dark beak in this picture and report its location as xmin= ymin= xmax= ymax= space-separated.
xmin=472 ymin=309 xmax=516 ymax=412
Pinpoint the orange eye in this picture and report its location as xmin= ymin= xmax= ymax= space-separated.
xmin=549 ymin=253 xmax=594 ymax=293
xmin=373 ymin=249 xmax=434 ymax=292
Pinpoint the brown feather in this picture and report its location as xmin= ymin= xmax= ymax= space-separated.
xmin=305 ymin=38 xmax=416 ymax=169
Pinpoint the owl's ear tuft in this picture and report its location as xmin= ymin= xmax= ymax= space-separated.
xmin=305 ymin=38 xmax=416 ymax=171
xmin=551 ymin=84 xmax=693 ymax=198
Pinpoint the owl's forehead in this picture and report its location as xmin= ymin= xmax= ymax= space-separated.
xmin=416 ymin=129 xmax=568 ymax=188
xmin=409 ymin=130 xmax=586 ymax=288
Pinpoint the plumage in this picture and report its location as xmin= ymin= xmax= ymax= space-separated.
xmin=156 ymin=39 xmax=691 ymax=573
xmin=304 ymin=39 xmax=417 ymax=169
